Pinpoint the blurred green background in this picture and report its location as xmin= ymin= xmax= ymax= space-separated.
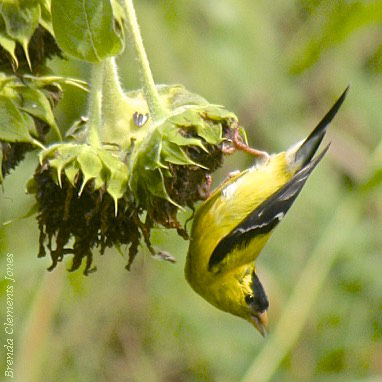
xmin=1 ymin=0 xmax=382 ymax=381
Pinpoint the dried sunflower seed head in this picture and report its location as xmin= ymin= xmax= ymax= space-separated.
xmin=28 ymin=85 xmax=240 ymax=273
xmin=28 ymin=143 xmax=139 ymax=274
xmin=129 ymin=85 xmax=238 ymax=230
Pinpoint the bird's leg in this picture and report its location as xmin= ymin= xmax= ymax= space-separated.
xmin=224 ymin=121 xmax=270 ymax=160
xmin=232 ymin=125 xmax=270 ymax=160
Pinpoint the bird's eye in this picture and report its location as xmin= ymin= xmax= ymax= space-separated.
xmin=245 ymin=294 xmax=255 ymax=305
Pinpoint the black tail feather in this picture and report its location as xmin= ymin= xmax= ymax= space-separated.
xmin=295 ymin=86 xmax=349 ymax=167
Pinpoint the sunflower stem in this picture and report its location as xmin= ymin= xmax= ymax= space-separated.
xmin=123 ymin=0 xmax=167 ymax=122
xmin=87 ymin=61 xmax=104 ymax=147
xmin=101 ymin=57 xmax=134 ymax=147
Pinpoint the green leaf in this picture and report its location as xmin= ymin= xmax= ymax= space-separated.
xmin=51 ymin=0 xmax=124 ymax=62
xmin=28 ymin=75 xmax=88 ymax=93
xmin=0 ymin=0 xmax=41 ymax=69
xmin=0 ymin=96 xmax=34 ymax=142
xmin=16 ymin=85 xmax=60 ymax=138
xmin=39 ymin=0 xmax=54 ymax=36
xmin=0 ymin=16 xmax=18 ymax=67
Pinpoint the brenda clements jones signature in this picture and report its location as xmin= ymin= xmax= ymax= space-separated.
xmin=4 ymin=253 xmax=15 ymax=379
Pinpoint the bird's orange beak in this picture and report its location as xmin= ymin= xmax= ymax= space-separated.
xmin=251 ymin=311 xmax=269 ymax=337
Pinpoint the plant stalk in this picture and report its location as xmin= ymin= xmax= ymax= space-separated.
xmin=87 ymin=61 xmax=104 ymax=147
xmin=123 ymin=0 xmax=167 ymax=122
xmin=101 ymin=57 xmax=133 ymax=147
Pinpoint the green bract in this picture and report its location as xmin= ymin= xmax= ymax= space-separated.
xmin=38 ymin=143 xmax=129 ymax=213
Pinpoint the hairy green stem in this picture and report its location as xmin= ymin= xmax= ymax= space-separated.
xmin=101 ymin=58 xmax=132 ymax=146
xmin=102 ymin=58 xmax=125 ymax=105
xmin=123 ymin=0 xmax=167 ymax=121
xmin=87 ymin=61 xmax=104 ymax=147
xmin=240 ymin=191 xmax=362 ymax=382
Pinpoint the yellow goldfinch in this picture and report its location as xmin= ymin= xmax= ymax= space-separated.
xmin=185 ymin=87 xmax=349 ymax=336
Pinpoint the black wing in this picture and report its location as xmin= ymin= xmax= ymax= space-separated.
xmin=208 ymin=146 xmax=329 ymax=271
